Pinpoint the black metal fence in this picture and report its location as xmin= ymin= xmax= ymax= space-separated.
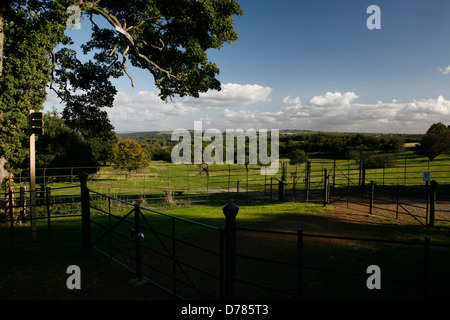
xmin=11 ymin=157 xmax=450 ymax=208
xmin=77 ymin=173 xmax=450 ymax=299
xmin=2 ymin=164 xmax=450 ymax=299
xmin=234 ymin=227 xmax=450 ymax=300
xmin=316 ymin=168 xmax=450 ymax=227
xmin=0 ymin=183 xmax=82 ymax=247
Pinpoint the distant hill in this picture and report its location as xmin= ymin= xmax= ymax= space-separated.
xmin=116 ymin=130 xmax=422 ymax=141
xmin=116 ymin=131 xmax=173 ymax=140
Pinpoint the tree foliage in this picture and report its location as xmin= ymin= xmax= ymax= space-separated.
xmin=35 ymin=109 xmax=98 ymax=169
xmin=0 ymin=0 xmax=243 ymax=172
xmin=289 ymin=149 xmax=308 ymax=166
xmin=113 ymin=138 xmax=150 ymax=170
xmin=279 ymin=132 xmax=404 ymax=159
xmin=78 ymin=0 xmax=243 ymax=100
xmin=52 ymin=47 xmax=120 ymax=164
xmin=0 ymin=1 xmax=69 ymax=170
xmin=415 ymin=122 xmax=450 ymax=161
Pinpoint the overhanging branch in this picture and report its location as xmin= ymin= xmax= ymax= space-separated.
xmin=79 ymin=1 xmax=189 ymax=96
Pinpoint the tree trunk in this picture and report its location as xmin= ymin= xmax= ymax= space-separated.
xmin=0 ymin=156 xmax=9 ymax=189
xmin=0 ymin=17 xmax=5 ymax=185
xmin=0 ymin=16 xmax=4 ymax=76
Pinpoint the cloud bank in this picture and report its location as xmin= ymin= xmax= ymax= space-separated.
xmin=45 ymin=83 xmax=450 ymax=134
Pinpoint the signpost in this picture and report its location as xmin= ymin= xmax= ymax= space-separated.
xmin=29 ymin=110 xmax=44 ymax=241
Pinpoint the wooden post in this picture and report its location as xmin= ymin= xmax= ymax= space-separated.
xmin=28 ymin=110 xmax=43 ymax=241
xmin=29 ymin=110 xmax=37 ymax=242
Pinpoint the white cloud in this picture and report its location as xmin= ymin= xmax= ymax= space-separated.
xmin=104 ymin=83 xmax=272 ymax=131
xmin=438 ymin=65 xmax=450 ymax=74
xmin=114 ymin=90 xmax=162 ymax=108
xmin=182 ymin=83 xmax=273 ymax=108
xmin=201 ymin=92 xmax=450 ymax=134
xmin=162 ymin=103 xmax=200 ymax=116
xmin=396 ymin=95 xmax=450 ymax=121
xmin=45 ymin=88 xmax=61 ymax=105
xmin=309 ymin=91 xmax=359 ymax=107
xmin=282 ymin=96 xmax=301 ymax=104
xmin=45 ymin=83 xmax=450 ymax=134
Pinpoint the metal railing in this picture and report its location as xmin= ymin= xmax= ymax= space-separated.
xmin=2 ymin=171 xmax=450 ymax=299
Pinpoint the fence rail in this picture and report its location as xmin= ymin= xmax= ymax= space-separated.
xmin=9 ymin=157 xmax=450 ymax=207
xmin=0 ymin=183 xmax=82 ymax=247
xmin=80 ymin=173 xmax=450 ymax=299
xmin=3 ymin=157 xmax=450 ymax=299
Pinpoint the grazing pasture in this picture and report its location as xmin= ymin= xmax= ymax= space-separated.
xmin=1 ymin=148 xmax=450 ymax=300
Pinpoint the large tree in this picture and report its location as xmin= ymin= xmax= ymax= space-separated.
xmin=0 ymin=0 xmax=243 ymax=179
xmin=35 ymin=109 xmax=98 ymax=172
xmin=0 ymin=1 xmax=69 ymax=174
xmin=52 ymin=47 xmax=121 ymax=164
xmin=113 ymin=138 xmax=149 ymax=170
xmin=416 ymin=122 xmax=450 ymax=161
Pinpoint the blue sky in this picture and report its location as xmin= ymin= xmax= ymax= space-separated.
xmin=45 ymin=0 xmax=450 ymax=134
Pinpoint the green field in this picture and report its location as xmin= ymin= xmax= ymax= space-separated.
xmin=8 ymin=145 xmax=450 ymax=211
xmin=2 ymin=196 xmax=450 ymax=300
xmin=2 ymin=146 xmax=450 ymax=299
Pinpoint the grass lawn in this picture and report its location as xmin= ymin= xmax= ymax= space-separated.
xmin=2 ymin=146 xmax=450 ymax=300
xmin=2 ymin=196 xmax=450 ymax=300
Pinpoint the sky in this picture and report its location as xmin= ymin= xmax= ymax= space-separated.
xmin=44 ymin=0 xmax=450 ymax=134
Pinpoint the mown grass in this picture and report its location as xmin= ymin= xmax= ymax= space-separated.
xmin=2 ymin=147 xmax=450 ymax=299
xmin=2 ymin=195 xmax=450 ymax=300
xmin=11 ymin=146 xmax=450 ymax=201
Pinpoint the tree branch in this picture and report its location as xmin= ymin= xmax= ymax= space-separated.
xmin=80 ymin=1 xmax=188 ymax=95
xmin=122 ymin=45 xmax=134 ymax=87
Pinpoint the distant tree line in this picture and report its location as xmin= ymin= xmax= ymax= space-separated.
xmin=31 ymin=117 xmax=450 ymax=175
xmin=33 ymin=110 xmax=149 ymax=175
xmin=280 ymin=132 xmax=406 ymax=168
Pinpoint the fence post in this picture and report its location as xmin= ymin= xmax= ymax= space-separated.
xmin=19 ymin=186 xmax=26 ymax=225
xmin=323 ymin=168 xmax=329 ymax=206
xmin=425 ymin=181 xmax=429 ymax=226
xmin=297 ymin=228 xmax=303 ymax=300
xmin=8 ymin=188 xmax=14 ymax=247
xmin=424 ymin=235 xmax=431 ymax=298
xmin=134 ymin=203 xmax=142 ymax=280
xmin=305 ymin=161 xmax=311 ymax=202
xmin=332 ymin=159 xmax=336 ymax=194
xmin=270 ymin=177 xmax=273 ymax=202
xmin=223 ymin=202 xmax=239 ymax=300
xmin=361 ymin=159 xmax=366 ymax=193
xmin=369 ymin=180 xmax=375 ymax=215
xmin=46 ymin=186 xmax=52 ymax=245
xmin=219 ymin=227 xmax=225 ymax=300
xmin=79 ymin=172 xmax=91 ymax=254
xmin=428 ymin=180 xmax=437 ymax=228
